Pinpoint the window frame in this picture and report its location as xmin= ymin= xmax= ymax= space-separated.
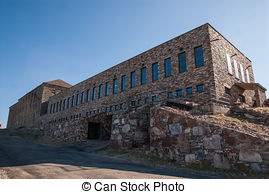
xmin=121 ymin=75 xmax=126 ymax=91
xmin=194 ymin=45 xmax=205 ymax=68
xmin=131 ymin=71 xmax=136 ymax=88
xmin=141 ymin=67 xmax=147 ymax=85
xmin=178 ymin=52 xmax=187 ymax=73
xmin=164 ymin=57 xmax=172 ymax=77
xmin=152 ymin=63 xmax=158 ymax=81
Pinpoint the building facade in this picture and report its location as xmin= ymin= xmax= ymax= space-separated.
xmin=7 ymin=80 xmax=72 ymax=129
xmin=7 ymin=23 xmax=267 ymax=143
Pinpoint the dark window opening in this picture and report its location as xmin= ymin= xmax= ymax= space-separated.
xmin=177 ymin=89 xmax=183 ymax=96
xmin=152 ymin=63 xmax=158 ymax=81
xmin=187 ymin=87 xmax=193 ymax=94
xmin=225 ymin=87 xmax=231 ymax=95
xmin=105 ymin=82 xmax=109 ymax=96
xmin=141 ymin=67 xmax=146 ymax=85
xmin=81 ymin=91 xmax=85 ymax=104
xmin=145 ymin=97 xmax=149 ymax=104
xmin=197 ymin=84 xmax=204 ymax=92
xmin=179 ymin=52 xmax=187 ymax=72
xmin=194 ymin=46 xmax=204 ymax=68
xmin=121 ymin=75 xmax=126 ymax=91
xmin=131 ymin=71 xmax=136 ymax=88
xmin=239 ymin=95 xmax=246 ymax=103
xmin=113 ymin=79 xmax=117 ymax=94
xmin=168 ymin=92 xmax=173 ymax=99
xmin=165 ymin=58 xmax=172 ymax=77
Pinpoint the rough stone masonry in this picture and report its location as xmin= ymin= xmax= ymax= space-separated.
xmin=6 ymin=23 xmax=268 ymax=171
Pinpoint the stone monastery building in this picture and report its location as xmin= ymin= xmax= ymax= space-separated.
xmin=7 ymin=23 xmax=267 ymax=145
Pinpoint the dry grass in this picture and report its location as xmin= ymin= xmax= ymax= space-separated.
xmin=246 ymin=107 xmax=269 ymax=114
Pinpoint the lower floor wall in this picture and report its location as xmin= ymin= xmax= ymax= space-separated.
xmin=149 ymin=106 xmax=269 ymax=171
xmin=37 ymin=103 xmax=269 ymax=172
xmin=110 ymin=105 xmax=150 ymax=148
xmin=40 ymin=113 xmax=112 ymax=141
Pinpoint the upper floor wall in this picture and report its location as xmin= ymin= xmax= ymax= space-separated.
xmin=208 ymin=25 xmax=255 ymax=106
xmin=44 ymin=24 xmax=216 ymax=123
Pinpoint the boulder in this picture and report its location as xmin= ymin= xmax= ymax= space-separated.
xmin=122 ymin=124 xmax=130 ymax=133
xmin=239 ymin=150 xmax=262 ymax=163
xmin=113 ymin=119 xmax=119 ymax=124
xmin=169 ymin=123 xmax=182 ymax=135
xmin=213 ymin=154 xmax=231 ymax=169
xmin=203 ymin=134 xmax=221 ymax=150
xmin=185 ymin=154 xmax=196 ymax=163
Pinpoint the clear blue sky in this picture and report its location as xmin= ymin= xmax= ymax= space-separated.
xmin=0 ymin=0 xmax=268 ymax=128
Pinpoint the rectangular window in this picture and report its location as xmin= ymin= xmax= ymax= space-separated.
xmin=59 ymin=100 xmax=62 ymax=111
xmin=105 ymin=82 xmax=109 ymax=96
xmin=145 ymin=97 xmax=149 ymax=104
xmin=177 ymin=89 xmax=183 ymax=96
xmin=72 ymin=95 xmax=75 ymax=107
xmin=226 ymin=53 xmax=233 ymax=75
xmin=141 ymin=67 xmax=146 ymax=85
xmin=225 ymin=87 xmax=231 ymax=95
xmin=164 ymin=58 xmax=172 ymax=77
xmin=115 ymin=105 xmax=119 ymax=110
xmin=120 ymin=103 xmax=124 ymax=109
xmin=99 ymin=84 xmax=103 ymax=98
xmin=233 ymin=59 xmax=239 ymax=79
xmin=197 ymin=84 xmax=204 ymax=92
xmin=187 ymin=87 xmax=193 ymax=94
xmin=138 ymin=99 xmax=142 ymax=105
xmin=86 ymin=89 xmax=90 ymax=102
xmin=110 ymin=106 xmax=113 ymax=112
xmin=131 ymin=71 xmax=135 ymax=88
xmin=121 ymin=75 xmax=126 ymax=91
xmin=152 ymin=95 xmax=157 ymax=102
xmin=239 ymin=64 xmax=245 ymax=82
xmin=246 ymin=69 xmax=250 ymax=83
xmin=168 ymin=92 xmax=173 ymax=99
xmin=194 ymin=46 xmax=204 ymax=67
xmin=56 ymin=102 xmax=59 ymax=112
xmin=179 ymin=52 xmax=187 ymax=72
xmin=113 ymin=79 xmax=117 ymax=94
xmin=67 ymin=97 xmax=70 ymax=108
xmin=76 ymin=94 xmax=79 ymax=105
xmin=92 ymin=87 xmax=96 ymax=100
xmin=152 ymin=63 xmax=158 ymax=81
xmin=53 ymin=103 xmax=55 ymax=113
xmin=131 ymin=101 xmax=135 ymax=107
xmin=63 ymin=99 xmax=66 ymax=110
xmin=105 ymin=107 xmax=109 ymax=113
xmin=50 ymin=104 xmax=52 ymax=114
xmin=81 ymin=91 xmax=85 ymax=104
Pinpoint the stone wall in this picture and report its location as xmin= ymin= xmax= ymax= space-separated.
xmin=208 ymin=25 xmax=256 ymax=111
xmin=149 ymin=106 xmax=269 ymax=171
xmin=41 ymin=113 xmax=112 ymax=142
xmin=111 ymin=105 xmax=151 ymax=148
xmin=43 ymin=23 xmax=217 ymax=128
xmin=7 ymin=82 xmax=70 ymax=129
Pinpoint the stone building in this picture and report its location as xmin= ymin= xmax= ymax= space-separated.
xmin=7 ymin=23 xmax=267 ymax=142
xmin=7 ymin=79 xmax=72 ymax=129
